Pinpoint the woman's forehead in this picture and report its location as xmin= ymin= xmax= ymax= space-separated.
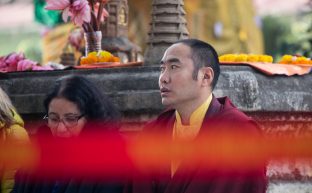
xmin=48 ymin=97 xmax=81 ymax=114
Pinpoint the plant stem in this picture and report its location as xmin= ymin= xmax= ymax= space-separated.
xmin=97 ymin=2 xmax=104 ymax=27
xmin=82 ymin=23 xmax=89 ymax=32
xmin=88 ymin=23 xmax=95 ymax=33
xmin=90 ymin=0 xmax=95 ymax=11
xmin=91 ymin=10 xmax=99 ymax=31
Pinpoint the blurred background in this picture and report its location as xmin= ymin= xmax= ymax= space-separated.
xmin=0 ymin=0 xmax=311 ymax=64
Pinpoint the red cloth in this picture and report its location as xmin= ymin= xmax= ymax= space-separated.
xmin=221 ymin=62 xmax=311 ymax=76
xmin=127 ymin=96 xmax=267 ymax=193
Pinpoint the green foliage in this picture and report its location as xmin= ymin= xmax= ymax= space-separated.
xmin=262 ymin=12 xmax=312 ymax=61
xmin=34 ymin=0 xmax=63 ymax=27
xmin=0 ymin=28 xmax=42 ymax=63
xmin=262 ymin=15 xmax=290 ymax=60
xmin=17 ymin=37 xmax=42 ymax=63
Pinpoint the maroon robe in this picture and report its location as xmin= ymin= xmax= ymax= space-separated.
xmin=127 ymin=96 xmax=267 ymax=193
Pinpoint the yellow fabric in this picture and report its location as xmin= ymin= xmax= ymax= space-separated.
xmin=1 ymin=110 xmax=29 ymax=193
xmin=171 ymin=94 xmax=212 ymax=177
xmin=1 ymin=170 xmax=15 ymax=193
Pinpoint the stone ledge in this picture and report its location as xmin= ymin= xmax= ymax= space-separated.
xmin=267 ymin=181 xmax=312 ymax=193
xmin=0 ymin=65 xmax=311 ymax=115
xmin=268 ymin=160 xmax=312 ymax=181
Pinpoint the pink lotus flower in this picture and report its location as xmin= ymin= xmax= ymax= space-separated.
xmin=5 ymin=52 xmax=25 ymax=64
xmin=17 ymin=59 xmax=37 ymax=71
xmin=0 ymin=52 xmax=54 ymax=73
xmin=32 ymin=65 xmax=54 ymax=71
xmin=5 ymin=52 xmax=25 ymax=72
xmin=65 ymin=0 xmax=91 ymax=26
xmin=45 ymin=0 xmax=70 ymax=10
xmin=17 ymin=59 xmax=53 ymax=72
xmin=45 ymin=0 xmax=109 ymax=32
xmin=46 ymin=0 xmax=91 ymax=26
xmin=0 ymin=56 xmax=6 ymax=68
xmin=0 ymin=56 xmax=8 ymax=72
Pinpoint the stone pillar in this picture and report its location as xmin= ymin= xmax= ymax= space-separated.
xmin=144 ymin=0 xmax=189 ymax=66
xmin=101 ymin=0 xmax=141 ymax=63
xmin=102 ymin=0 xmax=128 ymax=37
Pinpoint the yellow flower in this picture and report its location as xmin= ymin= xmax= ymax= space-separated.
xmin=296 ymin=56 xmax=309 ymax=64
xmin=87 ymin=51 xmax=99 ymax=63
xmin=265 ymin=55 xmax=273 ymax=63
xmin=218 ymin=55 xmax=226 ymax=62
xmin=108 ymin=56 xmax=120 ymax=63
xmin=80 ymin=57 xmax=88 ymax=65
xmin=219 ymin=54 xmax=237 ymax=62
xmin=235 ymin=54 xmax=248 ymax=62
xmin=258 ymin=55 xmax=273 ymax=63
xmin=227 ymin=54 xmax=237 ymax=62
xmin=220 ymin=54 xmax=274 ymax=63
xmin=279 ymin=55 xmax=293 ymax=64
xmin=80 ymin=56 xmax=93 ymax=65
xmin=247 ymin=54 xmax=259 ymax=62
xmin=98 ymin=50 xmax=113 ymax=62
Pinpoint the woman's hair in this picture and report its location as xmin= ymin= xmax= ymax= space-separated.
xmin=0 ymin=87 xmax=16 ymax=128
xmin=44 ymin=75 xmax=121 ymax=130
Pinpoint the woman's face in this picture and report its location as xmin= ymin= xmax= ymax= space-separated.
xmin=47 ymin=97 xmax=87 ymax=137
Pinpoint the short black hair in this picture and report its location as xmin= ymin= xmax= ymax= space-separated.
xmin=44 ymin=75 xmax=120 ymax=130
xmin=175 ymin=39 xmax=220 ymax=90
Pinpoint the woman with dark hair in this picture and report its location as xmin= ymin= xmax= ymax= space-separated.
xmin=41 ymin=75 xmax=120 ymax=137
xmin=14 ymin=75 xmax=125 ymax=193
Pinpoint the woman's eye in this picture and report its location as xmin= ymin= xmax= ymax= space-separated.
xmin=65 ymin=117 xmax=77 ymax=123
xmin=49 ymin=117 xmax=59 ymax=122
xmin=160 ymin=66 xmax=165 ymax=72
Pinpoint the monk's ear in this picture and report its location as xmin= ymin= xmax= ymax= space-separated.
xmin=201 ymin=67 xmax=214 ymax=87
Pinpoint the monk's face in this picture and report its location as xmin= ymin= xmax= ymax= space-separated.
xmin=159 ymin=43 xmax=203 ymax=109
